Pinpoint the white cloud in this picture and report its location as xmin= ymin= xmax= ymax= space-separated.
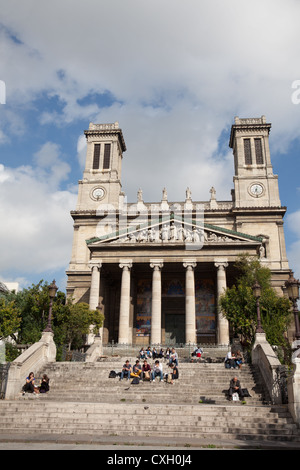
xmin=76 ymin=135 xmax=87 ymax=170
xmin=0 ymin=148 xmax=77 ymax=276
xmin=286 ymin=210 xmax=300 ymax=279
xmin=1 ymin=0 xmax=299 ymax=204
xmin=1 ymin=0 xmax=300 ymax=286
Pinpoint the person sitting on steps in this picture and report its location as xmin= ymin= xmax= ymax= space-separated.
xmin=142 ymin=359 xmax=151 ymax=381
xmin=120 ymin=360 xmax=132 ymax=381
xmin=38 ymin=374 xmax=50 ymax=393
xmin=131 ymin=360 xmax=142 ymax=378
xmin=228 ymin=377 xmax=244 ymax=401
xmin=151 ymin=360 xmax=164 ymax=383
xmin=169 ymin=348 xmax=178 ymax=366
xmin=234 ymin=350 xmax=244 ymax=369
xmin=224 ymin=350 xmax=236 ymax=369
xmin=22 ymin=372 xmax=38 ymax=395
xmin=169 ymin=362 xmax=179 ymax=385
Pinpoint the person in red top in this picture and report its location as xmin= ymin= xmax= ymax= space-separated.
xmin=142 ymin=359 xmax=151 ymax=381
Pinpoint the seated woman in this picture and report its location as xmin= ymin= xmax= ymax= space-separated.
xmin=169 ymin=363 xmax=179 ymax=385
xmin=38 ymin=374 xmax=50 ymax=393
xmin=22 ymin=372 xmax=38 ymax=394
xmin=234 ymin=350 xmax=244 ymax=369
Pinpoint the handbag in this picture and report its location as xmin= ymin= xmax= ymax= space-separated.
xmin=144 ymin=370 xmax=150 ymax=381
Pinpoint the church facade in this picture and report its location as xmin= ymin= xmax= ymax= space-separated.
xmin=66 ymin=116 xmax=290 ymax=346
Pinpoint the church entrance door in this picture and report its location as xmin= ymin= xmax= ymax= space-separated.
xmin=165 ymin=314 xmax=185 ymax=345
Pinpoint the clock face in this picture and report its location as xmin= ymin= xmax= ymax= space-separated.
xmin=250 ymin=183 xmax=264 ymax=197
xmin=92 ymin=187 xmax=105 ymax=200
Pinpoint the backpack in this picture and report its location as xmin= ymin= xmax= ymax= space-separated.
xmin=109 ymin=370 xmax=117 ymax=378
xmin=131 ymin=377 xmax=140 ymax=385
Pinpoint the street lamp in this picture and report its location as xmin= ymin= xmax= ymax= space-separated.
xmin=252 ymin=280 xmax=265 ymax=333
xmin=43 ymin=280 xmax=58 ymax=333
xmin=285 ymin=270 xmax=300 ymax=341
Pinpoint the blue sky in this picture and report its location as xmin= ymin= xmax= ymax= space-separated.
xmin=0 ymin=0 xmax=300 ymax=292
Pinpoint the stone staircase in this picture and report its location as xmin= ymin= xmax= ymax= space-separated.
xmin=0 ymin=353 xmax=300 ymax=446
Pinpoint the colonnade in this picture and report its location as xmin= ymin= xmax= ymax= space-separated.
xmin=88 ymin=259 xmax=229 ymax=346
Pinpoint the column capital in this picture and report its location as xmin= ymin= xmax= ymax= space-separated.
xmin=183 ymin=259 xmax=197 ymax=270
xmin=119 ymin=259 xmax=133 ymax=270
xmin=150 ymin=259 xmax=164 ymax=270
xmin=214 ymin=260 xmax=228 ymax=269
xmin=88 ymin=261 xmax=102 ymax=270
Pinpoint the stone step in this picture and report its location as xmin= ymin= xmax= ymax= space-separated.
xmin=32 ymin=393 xmax=262 ymax=406
xmin=0 ymin=407 xmax=293 ymax=424
xmin=0 ymin=402 xmax=298 ymax=441
xmin=4 ymin=354 xmax=298 ymax=444
xmin=35 ymin=361 xmax=269 ymax=407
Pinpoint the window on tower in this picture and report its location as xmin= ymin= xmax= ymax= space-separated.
xmin=93 ymin=143 xmax=101 ymax=169
xmin=103 ymin=143 xmax=111 ymax=169
xmin=254 ymin=138 xmax=263 ymax=164
xmin=244 ymin=138 xmax=252 ymax=165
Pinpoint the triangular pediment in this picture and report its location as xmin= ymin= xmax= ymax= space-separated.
xmin=86 ymin=215 xmax=263 ymax=247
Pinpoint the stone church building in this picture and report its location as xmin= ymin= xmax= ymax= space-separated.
xmin=66 ymin=116 xmax=290 ymax=346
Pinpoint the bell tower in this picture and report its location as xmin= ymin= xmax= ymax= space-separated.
xmin=229 ymin=116 xmax=281 ymax=208
xmin=76 ymin=122 xmax=126 ymax=210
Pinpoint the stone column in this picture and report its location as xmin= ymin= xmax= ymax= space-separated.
xmin=150 ymin=259 xmax=164 ymax=345
xmin=118 ymin=260 xmax=133 ymax=344
xmin=88 ymin=262 xmax=102 ymax=345
xmin=183 ymin=260 xmax=197 ymax=345
xmin=88 ymin=262 xmax=102 ymax=310
xmin=214 ymin=261 xmax=229 ymax=346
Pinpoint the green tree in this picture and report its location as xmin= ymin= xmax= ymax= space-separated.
xmin=0 ymin=280 xmax=105 ymax=360
xmin=4 ymin=281 xmax=63 ymax=344
xmin=0 ymin=298 xmax=21 ymax=340
xmin=53 ymin=300 xmax=104 ymax=351
xmin=220 ymin=254 xmax=292 ymax=362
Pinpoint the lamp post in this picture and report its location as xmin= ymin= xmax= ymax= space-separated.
xmin=252 ymin=280 xmax=265 ymax=333
xmin=285 ymin=270 xmax=300 ymax=341
xmin=43 ymin=280 xmax=58 ymax=333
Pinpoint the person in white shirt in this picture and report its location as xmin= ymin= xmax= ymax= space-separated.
xmin=151 ymin=360 xmax=163 ymax=382
xmin=225 ymin=350 xmax=236 ymax=369
xmin=169 ymin=348 xmax=178 ymax=366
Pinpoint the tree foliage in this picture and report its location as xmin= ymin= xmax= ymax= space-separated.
xmin=0 ymin=280 xmax=104 ymax=361
xmin=53 ymin=300 xmax=104 ymax=351
xmin=0 ymin=298 xmax=21 ymax=340
xmin=220 ymin=254 xmax=292 ymax=361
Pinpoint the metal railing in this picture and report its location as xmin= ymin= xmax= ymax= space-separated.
xmin=61 ymin=346 xmax=86 ymax=362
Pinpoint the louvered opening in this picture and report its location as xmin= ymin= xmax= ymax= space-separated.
xmin=93 ymin=144 xmax=101 ymax=169
xmin=244 ymin=138 xmax=252 ymax=165
xmin=103 ymin=143 xmax=111 ymax=169
xmin=254 ymin=138 xmax=263 ymax=164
